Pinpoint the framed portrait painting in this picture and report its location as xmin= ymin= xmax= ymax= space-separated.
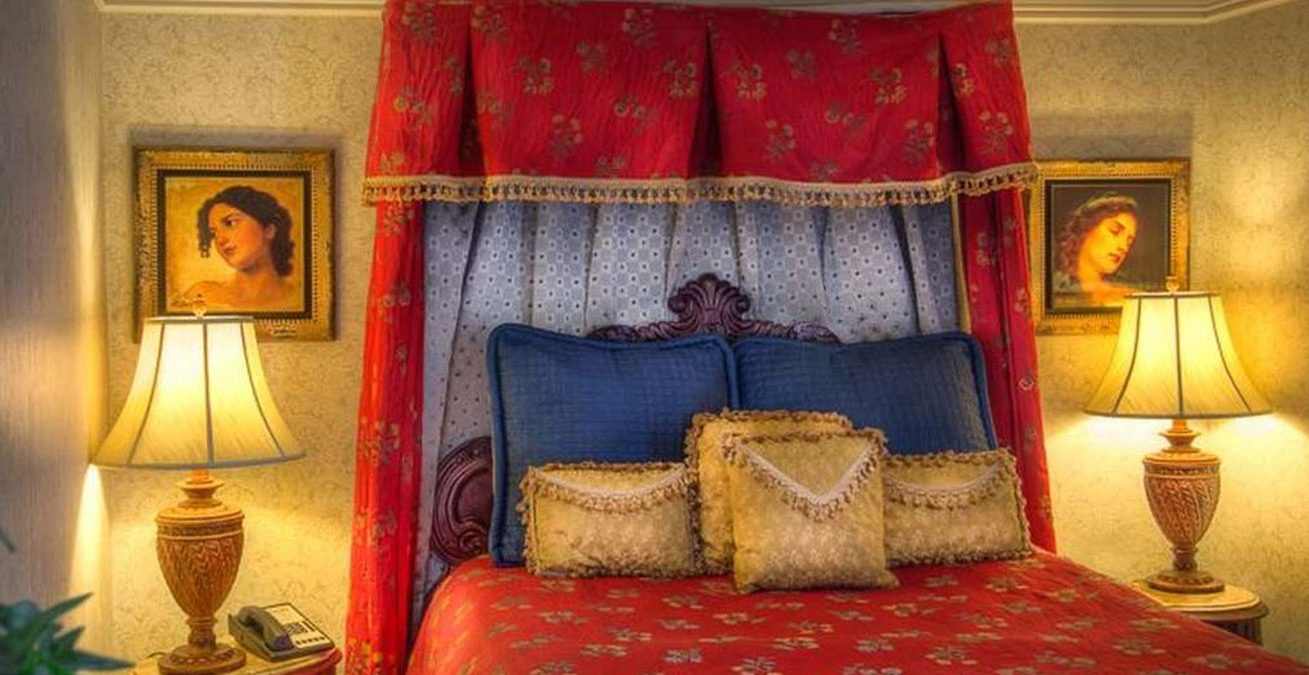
xmin=1029 ymin=160 xmax=1189 ymax=335
xmin=135 ymin=148 xmax=334 ymax=340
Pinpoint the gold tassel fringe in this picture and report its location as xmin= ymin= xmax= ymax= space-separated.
xmin=362 ymin=163 xmax=1038 ymax=207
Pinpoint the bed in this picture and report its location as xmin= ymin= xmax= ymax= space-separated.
xmin=408 ymin=275 xmax=1307 ymax=674
xmin=413 ymin=553 xmax=1300 ymax=674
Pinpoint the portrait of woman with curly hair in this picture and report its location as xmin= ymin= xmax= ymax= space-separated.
xmin=175 ymin=185 xmax=300 ymax=311
xmin=140 ymin=148 xmax=332 ymax=339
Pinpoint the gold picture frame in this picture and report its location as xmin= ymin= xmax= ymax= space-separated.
xmin=135 ymin=148 xmax=334 ymax=341
xmin=1029 ymin=159 xmax=1189 ymax=335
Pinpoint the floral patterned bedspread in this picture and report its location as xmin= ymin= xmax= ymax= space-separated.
xmin=409 ymin=552 xmax=1306 ymax=674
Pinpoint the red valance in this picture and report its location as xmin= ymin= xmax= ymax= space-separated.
xmin=364 ymin=0 xmax=1035 ymax=206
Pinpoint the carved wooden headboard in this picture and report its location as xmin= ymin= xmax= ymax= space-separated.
xmin=428 ymin=273 xmax=840 ymax=568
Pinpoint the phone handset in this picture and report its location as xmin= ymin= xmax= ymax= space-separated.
xmin=235 ymin=606 xmax=294 ymax=653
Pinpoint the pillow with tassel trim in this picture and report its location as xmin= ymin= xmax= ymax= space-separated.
xmin=519 ymin=461 xmax=700 ymax=578
xmin=722 ymin=429 xmax=898 ymax=592
xmin=882 ymin=449 xmax=1032 ymax=566
xmin=686 ymin=409 xmax=852 ymax=574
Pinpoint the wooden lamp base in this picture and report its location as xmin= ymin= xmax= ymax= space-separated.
xmin=155 ymin=470 xmax=247 ymax=675
xmin=1142 ymin=419 xmax=1225 ymax=595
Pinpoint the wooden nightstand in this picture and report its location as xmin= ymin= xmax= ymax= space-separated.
xmin=1132 ymin=581 xmax=1268 ymax=645
xmin=133 ymin=636 xmax=341 ymax=675
xmin=1176 ymin=600 xmax=1268 ymax=645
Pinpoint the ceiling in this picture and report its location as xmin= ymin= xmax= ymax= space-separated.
xmin=95 ymin=0 xmax=1297 ymax=23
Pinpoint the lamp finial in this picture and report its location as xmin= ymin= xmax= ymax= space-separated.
xmin=1165 ymin=276 xmax=1180 ymax=293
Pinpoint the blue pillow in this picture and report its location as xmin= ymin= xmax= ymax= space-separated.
xmin=734 ymin=333 xmax=996 ymax=454
xmin=486 ymin=324 xmax=737 ymax=566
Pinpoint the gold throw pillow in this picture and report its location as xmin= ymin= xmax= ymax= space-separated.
xmin=686 ymin=409 xmax=852 ymax=574
xmin=883 ymin=449 xmax=1032 ymax=566
xmin=519 ymin=461 xmax=700 ymax=578
xmin=723 ymin=430 xmax=898 ymax=593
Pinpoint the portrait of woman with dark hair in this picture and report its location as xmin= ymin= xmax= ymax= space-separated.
xmin=1030 ymin=160 xmax=1187 ymax=333
xmin=139 ymin=148 xmax=332 ymax=340
xmin=1051 ymin=191 xmax=1140 ymax=306
xmin=174 ymin=185 xmax=300 ymax=312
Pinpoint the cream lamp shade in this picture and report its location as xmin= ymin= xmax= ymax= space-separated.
xmin=1085 ymin=291 xmax=1269 ymax=419
xmin=93 ymin=315 xmax=304 ymax=469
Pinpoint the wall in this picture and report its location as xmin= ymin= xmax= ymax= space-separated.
xmin=1022 ymin=1 xmax=1309 ymax=661
xmin=98 ymin=13 xmax=379 ymax=657
xmin=0 ymin=0 xmax=108 ymax=647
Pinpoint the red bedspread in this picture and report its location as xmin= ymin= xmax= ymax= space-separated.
xmin=410 ymin=553 xmax=1306 ymax=674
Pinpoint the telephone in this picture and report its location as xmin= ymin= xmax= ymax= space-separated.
xmin=228 ymin=603 xmax=334 ymax=662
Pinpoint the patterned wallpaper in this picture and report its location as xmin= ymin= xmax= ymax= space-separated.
xmin=95 ymin=1 xmax=1309 ymax=664
xmin=1021 ymin=1 xmax=1309 ymax=661
xmin=99 ymin=13 xmax=379 ymax=658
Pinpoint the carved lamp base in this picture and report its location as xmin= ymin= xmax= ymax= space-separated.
xmin=156 ymin=470 xmax=246 ymax=675
xmin=1142 ymin=419 xmax=1225 ymax=595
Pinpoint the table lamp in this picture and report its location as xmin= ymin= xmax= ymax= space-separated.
xmin=93 ymin=315 xmax=303 ymax=675
xmin=1085 ymin=278 xmax=1269 ymax=596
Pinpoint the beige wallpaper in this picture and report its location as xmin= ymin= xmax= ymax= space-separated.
xmin=1022 ymin=1 xmax=1309 ymax=662
xmin=98 ymin=13 xmax=380 ymax=658
xmin=0 ymin=0 xmax=108 ymax=648
xmin=91 ymin=1 xmax=1309 ymax=665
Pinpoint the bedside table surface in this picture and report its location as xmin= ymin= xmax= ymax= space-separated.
xmin=1177 ymin=600 xmax=1268 ymax=623
xmin=1132 ymin=582 xmax=1268 ymax=646
xmin=133 ymin=636 xmax=340 ymax=675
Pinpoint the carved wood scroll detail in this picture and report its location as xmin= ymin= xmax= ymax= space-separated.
xmin=588 ymin=273 xmax=840 ymax=344
xmin=429 ymin=436 xmax=493 ymax=566
xmin=429 ymin=273 xmax=839 ymax=568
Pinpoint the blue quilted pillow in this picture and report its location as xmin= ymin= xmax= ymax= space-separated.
xmin=486 ymin=324 xmax=737 ymax=566
xmin=734 ymin=333 xmax=996 ymax=454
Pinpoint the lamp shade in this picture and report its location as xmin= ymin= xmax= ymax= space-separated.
xmin=93 ymin=316 xmax=304 ymax=469
xmin=1085 ymin=290 xmax=1269 ymax=419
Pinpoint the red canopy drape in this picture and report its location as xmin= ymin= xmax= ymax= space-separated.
xmin=350 ymin=2 xmax=1053 ymax=672
xmin=363 ymin=0 xmax=1035 ymax=205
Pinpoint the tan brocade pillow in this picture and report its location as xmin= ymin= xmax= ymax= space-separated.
xmin=883 ymin=449 xmax=1032 ymax=566
xmin=686 ymin=410 xmax=852 ymax=574
xmin=519 ymin=462 xmax=699 ymax=578
xmin=723 ymin=430 xmax=898 ymax=593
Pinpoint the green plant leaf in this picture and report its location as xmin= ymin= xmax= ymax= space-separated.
xmin=51 ymin=626 xmax=83 ymax=657
xmin=34 ymin=595 xmax=89 ymax=623
xmin=66 ymin=650 xmax=132 ymax=671
xmin=35 ymin=650 xmax=74 ymax=675
xmin=0 ymin=594 xmax=128 ymax=674
xmin=2 ymin=601 xmax=48 ymax=660
xmin=2 ymin=600 xmax=40 ymax=628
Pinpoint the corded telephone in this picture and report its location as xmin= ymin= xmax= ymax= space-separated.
xmin=227 ymin=603 xmax=334 ymax=662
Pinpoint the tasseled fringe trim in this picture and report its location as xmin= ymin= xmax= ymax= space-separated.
xmin=361 ymin=164 xmax=1038 ymax=206
xmin=722 ymin=430 xmax=886 ymax=522
xmin=719 ymin=428 xmax=888 ymax=465
xmin=883 ymin=450 xmax=1013 ymax=510
xmin=891 ymin=544 xmax=1032 ymax=568
xmin=519 ymin=461 xmax=692 ymax=514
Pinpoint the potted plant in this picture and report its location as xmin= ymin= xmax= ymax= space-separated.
xmin=0 ymin=525 xmax=130 ymax=674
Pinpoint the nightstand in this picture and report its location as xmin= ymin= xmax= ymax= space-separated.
xmin=133 ymin=636 xmax=341 ymax=675
xmin=1132 ymin=581 xmax=1268 ymax=645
